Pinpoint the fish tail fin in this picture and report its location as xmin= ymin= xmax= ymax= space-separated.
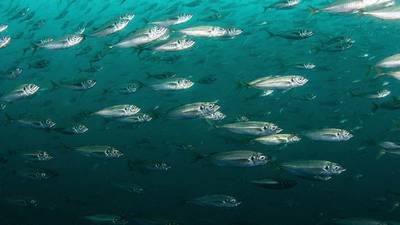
xmin=236 ymin=81 xmax=249 ymax=90
xmin=263 ymin=6 xmax=270 ymax=12
xmin=50 ymin=80 xmax=60 ymax=91
xmin=266 ymin=30 xmax=275 ymax=37
xmin=376 ymin=149 xmax=386 ymax=160
xmin=372 ymin=102 xmax=379 ymax=113
xmin=308 ymin=6 xmax=321 ymax=15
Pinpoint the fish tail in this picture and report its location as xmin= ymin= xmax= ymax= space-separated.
xmin=372 ymin=102 xmax=379 ymax=112
xmin=3 ymin=113 xmax=13 ymax=124
xmin=50 ymin=80 xmax=60 ymax=91
xmin=376 ymin=149 xmax=386 ymax=160
xmin=266 ymin=30 xmax=276 ymax=37
xmin=236 ymin=81 xmax=249 ymax=90
xmin=263 ymin=6 xmax=270 ymax=13
xmin=308 ymin=6 xmax=321 ymax=15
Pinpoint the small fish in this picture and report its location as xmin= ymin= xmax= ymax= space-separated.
xmin=0 ymin=83 xmax=39 ymax=103
xmin=333 ymin=217 xmax=388 ymax=225
xmin=253 ymin=134 xmax=301 ymax=146
xmin=149 ymin=13 xmax=192 ymax=26
xmin=281 ymin=160 xmax=346 ymax=181
xmin=14 ymin=118 xmax=56 ymax=130
xmin=79 ymin=65 xmax=103 ymax=73
xmin=71 ymin=145 xmax=123 ymax=158
xmin=28 ymin=59 xmax=50 ymax=69
xmin=0 ymin=36 xmax=11 ymax=48
xmin=190 ymin=194 xmax=241 ymax=208
xmin=376 ymin=71 xmax=400 ymax=79
xmin=199 ymin=150 xmax=270 ymax=167
xmin=294 ymin=63 xmax=316 ymax=70
xmin=168 ymin=101 xmax=220 ymax=119
xmin=179 ymin=26 xmax=239 ymax=38
xmin=268 ymin=29 xmax=314 ymax=40
xmin=305 ymin=128 xmax=353 ymax=142
xmin=146 ymin=72 xmax=176 ymax=80
xmin=380 ymin=141 xmax=400 ymax=149
xmin=109 ymin=26 xmax=169 ymax=48
xmin=19 ymin=168 xmax=58 ymax=180
xmin=91 ymin=14 xmax=135 ymax=37
xmin=128 ymin=160 xmax=171 ymax=173
xmin=93 ymin=104 xmax=141 ymax=118
xmin=0 ymin=24 xmax=8 ymax=33
xmin=0 ymin=67 xmax=23 ymax=80
xmin=240 ymin=75 xmax=308 ymax=92
xmin=150 ymin=78 xmax=194 ymax=90
xmin=85 ymin=215 xmax=128 ymax=225
xmin=55 ymin=124 xmax=88 ymax=135
xmin=153 ymin=38 xmax=195 ymax=52
xmin=368 ymin=89 xmax=390 ymax=99
xmin=310 ymin=0 xmax=393 ymax=14
xmin=21 ymin=151 xmax=53 ymax=161
xmin=251 ymin=178 xmax=297 ymax=189
xmin=264 ymin=0 xmax=301 ymax=11
xmin=116 ymin=113 xmax=152 ymax=123
xmin=316 ymin=36 xmax=354 ymax=52
xmin=217 ymin=121 xmax=282 ymax=136
xmin=372 ymin=97 xmax=400 ymax=111
xmin=36 ymin=34 xmax=84 ymax=50
xmin=51 ymin=79 xmax=96 ymax=91
xmin=377 ymin=148 xmax=400 ymax=159
xmin=112 ymin=183 xmax=144 ymax=194
xmin=6 ymin=197 xmax=38 ymax=207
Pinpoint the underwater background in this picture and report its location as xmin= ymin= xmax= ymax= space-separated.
xmin=2 ymin=0 xmax=400 ymax=224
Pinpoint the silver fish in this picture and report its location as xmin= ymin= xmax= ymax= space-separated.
xmin=282 ymin=160 xmax=346 ymax=181
xmin=85 ymin=215 xmax=128 ymax=225
xmin=376 ymin=53 xmax=400 ymax=68
xmin=362 ymin=5 xmax=400 ymax=20
xmin=367 ymin=89 xmax=390 ymax=99
xmin=218 ymin=121 xmax=282 ymax=136
xmin=305 ymin=128 xmax=353 ymax=142
xmin=16 ymin=118 xmax=56 ymax=130
xmin=191 ymin=194 xmax=241 ymax=208
xmin=116 ymin=113 xmax=152 ymax=123
xmin=93 ymin=104 xmax=140 ymax=118
xmin=153 ymin=38 xmax=195 ymax=52
xmin=72 ymin=145 xmax=123 ymax=158
xmin=333 ymin=217 xmax=388 ymax=225
xmin=205 ymin=150 xmax=270 ymax=167
xmin=168 ymin=101 xmax=220 ymax=119
xmin=91 ymin=13 xmax=135 ymax=37
xmin=311 ymin=0 xmax=393 ymax=14
xmin=21 ymin=151 xmax=53 ymax=161
xmin=0 ymin=83 xmax=39 ymax=103
xmin=0 ymin=36 xmax=11 ymax=48
xmin=253 ymin=134 xmax=301 ymax=145
xmin=244 ymin=75 xmax=308 ymax=91
xmin=109 ymin=26 xmax=168 ymax=48
xmin=36 ymin=34 xmax=84 ymax=49
xmin=0 ymin=67 xmax=23 ymax=80
xmin=52 ymin=79 xmax=96 ymax=90
xmin=380 ymin=141 xmax=400 ymax=149
xmin=0 ymin=24 xmax=8 ymax=33
xmin=150 ymin=78 xmax=194 ymax=90
xmin=179 ymin=26 xmax=227 ymax=37
xmin=149 ymin=13 xmax=192 ymax=26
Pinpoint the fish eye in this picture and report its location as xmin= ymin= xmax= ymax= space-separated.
xmin=259 ymin=155 xmax=266 ymax=160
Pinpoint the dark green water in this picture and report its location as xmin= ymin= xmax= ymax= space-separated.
xmin=1 ymin=0 xmax=400 ymax=225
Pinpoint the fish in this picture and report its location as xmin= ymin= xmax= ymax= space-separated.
xmin=240 ymin=75 xmax=308 ymax=92
xmin=190 ymin=194 xmax=241 ymax=208
xmin=112 ymin=183 xmax=144 ymax=194
xmin=372 ymin=97 xmax=400 ymax=111
xmin=377 ymin=148 xmax=400 ymax=159
xmin=376 ymin=70 xmax=400 ymax=79
xmin=5 ymin=197 xmax=38 ymax=207
xmin=13 ymin=118 xmax=56 ymax=130
xmin=127 ymin=160 xmax=172 ymax=173
xmin=93 ymin=104 xmax=141 ymax=118
xmin=281 ymin=160 xmax=346 ymax=181
xmin=0 ymin=83 xmax=39 ymax=103
xmin=150 ymin=78 xmax=194 ymax=90
xmin=51 ymin=79 xmax=96 ymax=91
xmin=380 ymin=141 xmax=400 ymax=149
xmin=168 ymin=101 xmax=220 ymax=119
xmin=350 ymin=89 xmax=391 ymax=99
xmin=0 ymin=36 xmax=11 ymax=48
xmin=79 ymin=65 xmax=103 ymax=73
xmin=19 ymin=168 xmax=58 ymax=180
xmin=70 ymin=145 xmax=123 ymax=158
xmin=217 ymin=121 xmax=282 ymax=136
xmin=35 ymin=34 xmax=84 ymax=50
xmin=84 ymin=215 xmax=128 ymax=225
xmin=198 ymin=150 xmax=270 ymax=167
xmin=21 ymin=150 xmax=53 ymax=161
xmin=315 ymin=36 xmax=355 ymax=52
xmin=153 ymin=38 xmax=195 ymax=52
xmin=361 ymin=6 xmax=400 ymax=20
xmin=333 ymin=217 xmax=388 ymax=225
xmin=149 ymin=13 xmax=192 ymax=26
xmin=0 ymin=67 xmax=23 ymax=80
xmin=305 ymin=128 xmax=353 ymax=142
xmin=116 ymin=113 xmax=152 ymax=123
xmin=0 ymin=24 xmax=8 ymax=33
xmin=253 ymin=134 xmax=301 ymax=146
xmin=264 ymin=0 xmax=301 ymax=11
xmin=91 ymin=14 xmax=135 ymax=37
xmin=267 ymin=29 xmax=314 ymax=40
xmin=109 ymin=26 xmax=169 ymax=48
xmin=310 ymin=0 xmax=393 ymax=14
xmin=146 ymin=72 xmax=176 ymax=80
xmin=178 ymin=26 xmax=228 ymax=37
xmin=251 ymin=178 xmax=297 ymax=189
xmin=375 ymin=53 xmax=400 ymax=68
xmin=54 ymin=124 xmax=88 ymax=135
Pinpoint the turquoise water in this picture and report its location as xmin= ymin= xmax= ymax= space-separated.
xmin=2 ymin=0 xmax=400 ymax=224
